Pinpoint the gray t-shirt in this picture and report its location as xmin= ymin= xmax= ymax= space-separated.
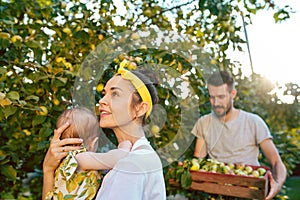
xmin=191 ymin=110 xmax=272 ymax=165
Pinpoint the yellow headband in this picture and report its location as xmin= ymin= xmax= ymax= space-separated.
xmin=117 ymin=66 xmax=153 ymax=118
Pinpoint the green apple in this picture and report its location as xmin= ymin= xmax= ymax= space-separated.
xmin=222 ymin=165 xmax=231 ymax=174
xmin=11 ymin=35 xmax=22 ymax=43
xmin=62 ymin=27 xmax=72 ymax=35
xmin=227 ymin=163 xmax=235 ymax=170
xmin=191 ymin=158 xmax=198 ymax=165
xmin=257 ymin=167 xmax=267 ymax=176
xmin=131 ymin=33 xmax=140 ymax=40
xmin=190 ymin=162 xmax=200 ymax=171
xmin=219 ymin=162 xmax=225 ymax=168
xmin=234 ymin=169 xmax=246 ymax=176
xmin=245 ymin=166 xmax=253 ymax=174
xmin=236 ymin=163 xmax=245 ymax=170
xmin=252 ymin=170 xmax=260 ymax=178
xmin=210 ymin=164 xmax=218 ymax=172
xmin=151 ymin=124 xmax=160 ymax=134
xmin=201 ymin=165 xmax=209 ymax=172
xmin=37 ymin=106 xmax=48 ymax=116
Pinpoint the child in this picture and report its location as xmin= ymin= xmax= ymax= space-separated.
xmin=45 ymin=106 xmax=131 ymax=200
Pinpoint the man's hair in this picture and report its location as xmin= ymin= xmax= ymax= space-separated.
xmin=207 ymin=70 xmax=235 ymax=92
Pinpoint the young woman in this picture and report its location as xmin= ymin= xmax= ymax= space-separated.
xmin=44 ymin=106 xmax=132 ymax=200
xmin=43 ymin=67 xmax=166 ymax=200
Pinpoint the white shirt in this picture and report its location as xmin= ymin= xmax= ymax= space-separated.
xmin=96 ymin=137 xmax=166 ymax=200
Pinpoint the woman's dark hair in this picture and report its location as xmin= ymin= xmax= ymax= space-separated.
xmin=131 ymin=69 xmax=159 ymax=105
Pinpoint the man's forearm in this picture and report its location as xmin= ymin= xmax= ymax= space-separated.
xmin=273 ymin=161 xmax=287 ymax=188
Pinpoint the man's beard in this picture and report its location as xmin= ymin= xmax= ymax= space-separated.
xmin=213 ymin=103 xmax=232 ymax=118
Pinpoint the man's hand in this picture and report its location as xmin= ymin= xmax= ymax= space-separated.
xmin=265 ymin=171 xmax=281 ymax=200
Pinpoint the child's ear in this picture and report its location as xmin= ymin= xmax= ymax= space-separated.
xmin=88 ymin=137 xmax=99 ymax=152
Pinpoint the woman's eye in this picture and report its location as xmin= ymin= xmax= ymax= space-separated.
xmin=112 ymin=91 xmax=118 ymax=96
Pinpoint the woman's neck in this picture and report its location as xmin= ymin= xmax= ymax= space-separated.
xmin=113 ymin=124 xmax=145 ymax=144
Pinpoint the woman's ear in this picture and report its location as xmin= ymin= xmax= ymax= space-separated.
xmin=88 ymin=137 xmax=99 ymax=152
xmin=135 ymin=102 xmax=149 ymax=118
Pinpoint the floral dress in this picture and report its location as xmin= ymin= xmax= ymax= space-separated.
xmin=46 ymin=148 xmax=102 ymax=200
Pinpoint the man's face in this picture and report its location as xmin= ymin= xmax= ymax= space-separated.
xmin=208 ymin=84 xmax=235 ymax=118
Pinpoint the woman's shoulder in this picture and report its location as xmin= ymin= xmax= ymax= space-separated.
xmin=113 ymin=140 xmax=163 ymax=173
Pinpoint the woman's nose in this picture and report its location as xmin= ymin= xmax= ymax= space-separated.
xmin=99 ymin=94 xmax=108 ymax=105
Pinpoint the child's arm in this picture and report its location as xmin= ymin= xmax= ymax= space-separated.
xmin=76 ymin=140 xmax=132 ymax=171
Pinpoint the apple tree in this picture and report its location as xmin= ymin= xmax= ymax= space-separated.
xmin=0 ymin=0 xmax=298 ymax=199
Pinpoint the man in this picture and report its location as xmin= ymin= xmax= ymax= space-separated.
xmin=192 ymin=70 xmax=286 ymax=200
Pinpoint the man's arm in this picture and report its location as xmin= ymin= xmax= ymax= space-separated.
xmin=260 ymin=139 xmax=287 ymax=200
xmin=193 ymin=137 xmax=207 ymax=158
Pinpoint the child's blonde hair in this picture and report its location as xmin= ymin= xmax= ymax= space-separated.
xmin=56 ymin=106 xmax=100 ymax=151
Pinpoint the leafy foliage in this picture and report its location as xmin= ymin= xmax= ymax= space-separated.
xmin=0 ymin=0 xmax=298 ymax=199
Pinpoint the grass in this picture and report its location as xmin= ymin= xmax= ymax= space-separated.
xmin=285 ymin=176 xmax=300 ymax=200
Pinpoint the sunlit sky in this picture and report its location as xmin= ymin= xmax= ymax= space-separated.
xmin=107 ymin=0 xmax=299 ymax=102
xmin=112 ymin=0 xmax=299 ymax=86
xmin=231 ymin=0 xmax=300 ymax=86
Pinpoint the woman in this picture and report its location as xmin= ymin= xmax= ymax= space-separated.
xmin=43 ymin=66 xmax=166 ymax=200
xmin=44 ymin=106 xmax=132 ymax=200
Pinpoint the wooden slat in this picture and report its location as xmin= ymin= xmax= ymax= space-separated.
xmin=169 ymin=168 xmax=269 ymax=200
xmin=190 ymin=171 xmax=267 ymax=188
xmin=190 ymin=181 xmax=265 ymax=199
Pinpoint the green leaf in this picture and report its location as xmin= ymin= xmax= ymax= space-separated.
xmin=63 ymin=194 xmax=76 ymax=199
xmin=25 ymin=40 xmax=41 ymax=49
xmin=73 ymin=30 xmax=89 ymax=40
xmin=33 ymin=48 xmax=43 ymax=64
xmin=25 ymin=95 xmax=40 ymax=102
xmin=0 ymin=38 xmax=10 ymax=50
xmin=175 ymin=167 xmax=184 ymax=182
xmin=32 ymin=115 xmax=47 ymax=126
xmin=1 ymin=164 xmax=17 ymax=182
xmin=7 ymin=91 xmax=20 ymax=101
xmin=56 ymin=77 xmax=68 ymax=84
xmin=180 ymin=170 xmax=192 ymax=189
xmin=0 ymin=150 xmax=8 ymax=161
xmin=2 ymin=106 xmax=17 ymax=118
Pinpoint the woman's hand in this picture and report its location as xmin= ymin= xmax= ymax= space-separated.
xmin=43 ymin=122 xmax=83 ymax=173
xmin=42 ymin=123 xmax=83 ymax=200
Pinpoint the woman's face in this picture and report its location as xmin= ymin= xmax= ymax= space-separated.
xmin=99 ymin=75 xmax=137 ymax=129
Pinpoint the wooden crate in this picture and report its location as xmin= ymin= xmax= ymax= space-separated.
xmin=169 ymin=165 xmax=269 ymax=200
